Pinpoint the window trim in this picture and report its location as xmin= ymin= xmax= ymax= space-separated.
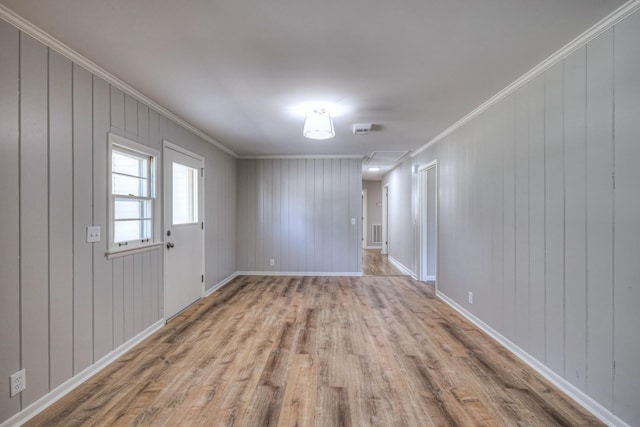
xmin=107 ymin=133 xmax=161 ymax=256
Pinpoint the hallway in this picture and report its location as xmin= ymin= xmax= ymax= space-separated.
xmin=362 ymin=249 xmax=406 ymax=276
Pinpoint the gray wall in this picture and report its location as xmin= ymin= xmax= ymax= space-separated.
xmin=0 ymin=21 xmax=236 ymax=423
xmin=236 ymin=159 xmax=362 ymax=273
xmin=384 ymin=12 xmax=640 ymax=426
xmin=362 ymin=180 xmax=382 ymax=247
xmin=382 ymin=160 xmax=415 ymax=274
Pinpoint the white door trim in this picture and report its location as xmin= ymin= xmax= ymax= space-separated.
xmin=418 ymin=160 xmax=438 ymax=292
xmin=382 ymin=184 xmax=389 ymax=255
xmin=362 ymin=189 xmax=368 ymax=249
xmin=163 ymin=140 xmax=205 ymax=320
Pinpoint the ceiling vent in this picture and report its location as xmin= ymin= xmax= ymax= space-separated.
xmin=352 ymin=123 xmax=372 ymax=135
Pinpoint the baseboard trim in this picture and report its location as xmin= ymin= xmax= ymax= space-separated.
xmin=387 ymin=256 xmax=417 ymax=278
xmin=236 ymin=271 xmax=363 ymax=277
xmin=436 ymin=291 xmax=631 ymax=427
xmin=1 ymin=319 xmax=165 ymax=427
xmin=423 ymin=275 xmax=436 ymax=281
xmin=204 ymin=272 xmax=239 ymax=297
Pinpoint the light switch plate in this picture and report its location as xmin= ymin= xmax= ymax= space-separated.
xmin=87 ymin=226 xmax=101 ymax=243
xmin=351 ymin=218 xmax=356 ymax=225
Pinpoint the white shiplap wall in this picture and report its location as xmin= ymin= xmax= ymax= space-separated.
xmin=237 ymin=159 xmax=362 ymax=274
xmin=0 ymin=21 xmax=236 ymax=423
xmin=385 ymin=12 xmax=640 ymax=427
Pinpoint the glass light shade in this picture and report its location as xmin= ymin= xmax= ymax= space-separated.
xmin=303 ymin=109 xmax=335 ymax=140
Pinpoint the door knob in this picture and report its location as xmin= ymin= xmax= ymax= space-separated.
xmin=166 ymin=242 xmax=175 ymax=250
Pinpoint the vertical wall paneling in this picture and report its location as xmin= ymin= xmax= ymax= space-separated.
xmin=387 ymin=10 xmax=640 ymax=427
xmin=351 ymin=159 xmax=362 ymax=272
xmin=613 ymin=12 xmax=640 ymax=424
xmin=124 ymin=94 xmax=138 ymax=140
xmin=501 ymin=94 xmax=516 ymax=342
xmin=0 ymin=20 xmax=21 ymax=421
xmin=1 ymin=22 xmax=237 ymax=424
xmin=143 ymin=252 xmax=151 ymax=327
xmin=543 ymin=62 xmax=565 ymax=376
xmin=489 ymin=103 xmax=504 ymax=333
xmin=109 ymin=86 xmax=125 ymax=133
xmin=585 ymin=29 xmax=614 ymax=409
xmin=247 ymin=160 xmax=257 ymax=269
xmin=133 ymin=253 xmax=143 ymax=334
xmin=236 ymin=159 xmax=361 ymax=273
xmin=138 ymin=102 xmax=149 ymax=145
xmin=514 ymin=86 xmax=530 ymax=350
xmin=20 ymin=34 xmax=50 ymax=405
xmin=264 ymin=160 xmax=273 ymax=270
xmin=112 ymin=257 xmax=124 ymax=347
xmin=528 ymin=75 xmax=546 ymax=363
xmin=48 ymin=50 xmax=74 ymax=388
xmin=150 ymin=250 xmax=160 ymax=322
xmin=72 ymin=63 xmax=94 ymax=374
xmin=305 ymin=160 xmax=315 ymax=271
xmin=280 ymin=159 xmax=290 ymax=270
xmin=92 ymin=76 xmax=113 ymax=361
xmin=123 ymin=256 xmax=134 ymax=341
xmin=563 ymin=46 xmax=588 ymax=390
xmin=272 ymin=160 xmax=281 ymax=270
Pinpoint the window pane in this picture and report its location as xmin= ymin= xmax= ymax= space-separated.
xmin=114 ymin=219 xmax=152 ymax=243
xmin=112 ymin=150 xmax=148 ymax=178
xmin=113 ymin=174 xmax=148 ymax=196
xmin=172 ymin=162 xmax=198 ymax=225
xmin=114 ymin=198 xmax=151 ymax=220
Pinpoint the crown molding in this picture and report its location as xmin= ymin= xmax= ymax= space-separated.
xmin=0 ymin=4 xmax=238 ymax=158
xmin=238 ymin=154 xmax=365 ymax=160
xmin=412 ymin=0 xmax=640 ymax=158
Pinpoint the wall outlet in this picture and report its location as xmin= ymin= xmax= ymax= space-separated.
xmin=269 ymin=259 xmax=275 ymax=266
xmin=87 ymin=226 xmax=101 ymax=243
xmin=10 ymin=369 xmax=26 ymax=397
xmin=468 ymin=292 xmax=473 ymax=304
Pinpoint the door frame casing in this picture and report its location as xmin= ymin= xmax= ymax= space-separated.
xmin=162 ymin=140 xmax=205 ymax=319
xmin=381 ymin=184 xmax=389 ymax=255
xmin=418 ymin=160 xmax=438 ymax=290
xmin=362 ymin=189 xmax=368 ymax=249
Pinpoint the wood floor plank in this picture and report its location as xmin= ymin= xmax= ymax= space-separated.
xmin=26 ymin=275 xmax=604 ymax=426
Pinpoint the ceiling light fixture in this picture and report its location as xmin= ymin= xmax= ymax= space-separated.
xmin=368 ymin=167 xmax=380 ymax=172
xmin=303 ymin=108 xmax=335 ymax=140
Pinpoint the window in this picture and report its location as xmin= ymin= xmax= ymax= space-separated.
xmin=172 ymin=162 xmax=199 ymax=225
xmin=108 ymin=133 xmax=159 ymax=253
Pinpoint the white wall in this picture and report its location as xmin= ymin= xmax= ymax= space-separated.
xmin=0 ymin=20 xmax=236 ymax=424
xmin=362 ymin=180 xmax=382 ymax=247
xmin=384 ymin=11 xmax=640 ymax=426
xmin=236 ymin=159 xmax=362 ymax=273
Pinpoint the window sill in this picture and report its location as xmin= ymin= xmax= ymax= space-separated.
xmin=106 ymin=242 xmax=164 ymax=259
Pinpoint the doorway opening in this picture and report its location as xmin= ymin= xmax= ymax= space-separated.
xmin=418 ymin=161 xmax=437 ymax=290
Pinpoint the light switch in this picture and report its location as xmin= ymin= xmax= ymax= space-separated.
xmin=87 ymin=226 xmax=101 ymax=243
xmin=351 ymin=218 xmax=356 ymax=225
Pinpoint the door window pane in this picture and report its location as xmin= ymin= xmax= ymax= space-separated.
xmin=172 ymin=162 xmax=198 ymax=225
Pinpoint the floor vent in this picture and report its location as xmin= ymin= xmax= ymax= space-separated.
xmin=372 ymin=224 xmax=382 ymax=244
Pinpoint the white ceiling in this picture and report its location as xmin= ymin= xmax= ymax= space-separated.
xmin=1 ymin=0 xmax=625 ymax=165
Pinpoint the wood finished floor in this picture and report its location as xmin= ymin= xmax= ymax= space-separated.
xmin=27 ymin=276 xmax=602 ymax=427
xmin=362 ymin=249 xmax=405 ymax=276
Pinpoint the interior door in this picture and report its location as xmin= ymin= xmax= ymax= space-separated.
xmin=164 ymin=144 xmax=204 ymax=320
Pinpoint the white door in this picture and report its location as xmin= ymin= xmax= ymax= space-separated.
xmin=164 ymin=143 xmax=204 ymax=320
